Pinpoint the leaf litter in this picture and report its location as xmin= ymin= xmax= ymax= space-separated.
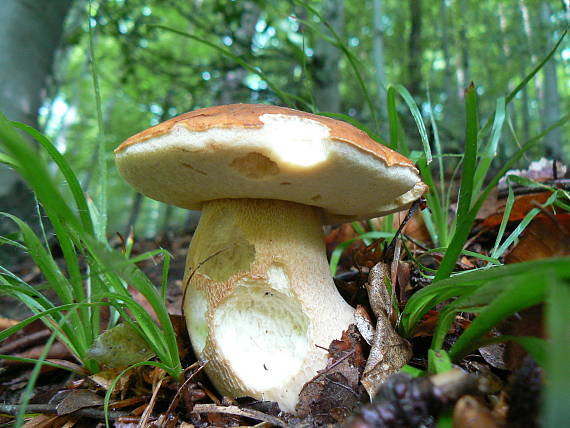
xmin=1 ymin=159 xmax=569 ymax=426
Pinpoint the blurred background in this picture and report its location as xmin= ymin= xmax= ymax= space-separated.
xmin=0 ymin=0 xmax=568 ymax=241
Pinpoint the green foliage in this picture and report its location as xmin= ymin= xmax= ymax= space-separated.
xmin=1 ymin=0 xmax=570 ymax=424
xmin=0 ymin=115 xmax=183 ymax=380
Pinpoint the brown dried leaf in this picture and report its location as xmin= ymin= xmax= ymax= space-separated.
xmin=89 ymin=366 xmax=136 ymax=393
xmin=365 ymin=262 xmax=392 ymax=320
xmin=22 ymin=414 xmax=68 ymax=428
xmin=354 ymin=305 xmax=374 ymax=345
xmin=325 ymin=223 xmax=365 ymax=269
xmin=361 ymin=262 xmax=412 ymax=398
xmin=295 ymin=326 xmax=366 ymax=424
xmin=51 ymin=390 xmax=104 ymax=416
xmin=360 ymin=320 xmax=412 ymax=399
xmin=453 ymin=396 xmax=500 ymax=428
xmin=482 ymin=192 xmax=553 ymax=228
xmin=504 ymin=213 xmax=570 ymax=263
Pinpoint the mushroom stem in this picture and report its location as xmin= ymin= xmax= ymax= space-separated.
xmin=183 ymin=198 xmax=355 ymax=413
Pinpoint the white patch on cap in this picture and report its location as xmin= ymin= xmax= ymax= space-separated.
xmin=260 ymin=114 xmax=328 ymax=167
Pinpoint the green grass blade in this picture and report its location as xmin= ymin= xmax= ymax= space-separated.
xmin=293 ymin=0 xmax=379 ymax=130
xmin=490 ymin=183 xmax=515 ymax=259
xmin=432 ymin=112 xmax=569 ymax=284
xmin=448 ymin=273 xmax=549 ymax=361
xmin=11 ymin=122 xmax=94 ymax=236
xmin=543 ymin=276 xmax=570 ymax=426
xmin=434 ymin=84 xmax=478 ymax=281
xmin=399 ymin=257 xmax=570 ymax=337
xmin=14 ymin=330 xmax=60 ymax=426
xmin=0 ymin=355 xmax=85 ymax=374
xmin=1 ymin=214 xmax=75 ymax=304
xmin=427 ymin=349 xmax=453 ymax=375
xmin=318 ymin=112 xmax=388 ymax=145
xmin=0 ymin=152 xmax=18 ymax=168
xmin=0 ymin=114 xmax=81 ymax=231
xmin=103 ymin=361 xmax=174 ymax=428
xmin=492 ymin=190 xmax=559 ymax=258
xmin=388 ymin=84 xmax=432 ymax=163
xmin=472 ymin=97 xmax=506 ymax=197
xmin=88 ymin=0 xmax=107 ymax=237
xmin=506 ymin=29 xmax=567 ymax=105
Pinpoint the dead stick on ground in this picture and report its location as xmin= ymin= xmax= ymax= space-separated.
xmin=0 ymin=329 xmax=51 ymax=354
xmin=191 ymin=404 xmax=286 ymax=428
xmin=0 ymin=403 xmax=128 ymax=420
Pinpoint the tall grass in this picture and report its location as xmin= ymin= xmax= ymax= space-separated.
xmin=0 ymin=2 xmax=568 ymax=425
xmin=0 ymin=5 xmax=184 ymax=424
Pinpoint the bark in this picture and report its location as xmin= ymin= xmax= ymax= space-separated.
xmin=440 ymin=0 xmax=462 ymax=142
xmin=0 ymin=0 xmax=72 ymax=265
xmin=440 ymin=0 xmax=458 ymax=107
xmin=372 ymin=0 xmax=387 ymax=123
xmin=518 ymin=0 xmax=535 ymax=143
xmin=407 ymin=0 xmax=423 ymax=98
xmin=219 ymin=1 xmax=261 ymax=104
xmin=456 ymin=0 xmax=470 ymax=101
xmin=538 ymin=1 xmax=562 ymax=158
xmin=125 ymin=192 xmax=144 ymax=238
xmin=312 ymin=0 xmax=344 ymax=113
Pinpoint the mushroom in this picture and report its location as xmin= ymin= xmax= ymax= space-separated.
xmin=114 ymin=104 xmax=427 ymax=413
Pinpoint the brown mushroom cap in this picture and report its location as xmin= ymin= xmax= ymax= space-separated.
xmin=115 ymin=104 xmax=427 ymax=223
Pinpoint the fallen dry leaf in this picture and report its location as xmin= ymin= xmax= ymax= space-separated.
xmin=453 ymin=395 xmax=499 ymax=428
xmin=50 ymin=389 xmax=104 ymax=416
xmin=354 ymin=305 xmax=374 ymax=345
xmin=361 ymin=262 xmax=412 ymax=398
xmin=504 ymin=213 xmax=570 ymax=263
xmin=482 ymin=192 xmax=553 ymax=229
xmin=296 ymin=325 xmax=366 ymax=424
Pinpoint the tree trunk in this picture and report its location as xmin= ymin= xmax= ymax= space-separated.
xmin=455 ymin=0 xmax=470 ymax=102
xmin=407 ymin=0 xmax=423 ymax=99
xmin=312 ymin=0 xmax=344 ymax=113
xmin=0 ymin=0 xmax=72 ymax=265
xmin=219 ymin=1 xmax=261 ymax=104
xmin=538 ymin=1 xmax=562 ymax=158
xmin=372 ymin=0 xmax=387 ymax=122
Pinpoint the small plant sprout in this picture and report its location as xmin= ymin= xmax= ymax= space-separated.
xmin=115 ymin=104 xmax=426 ymax=412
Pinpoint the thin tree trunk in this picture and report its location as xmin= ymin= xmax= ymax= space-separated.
xmin=125 ymin=192 xmax=144 ymax=238
xmin=0 ymin=0 xmax=72 ymax=265
xmin=440 ymin=0 xmax=457 ymax=106
xmin=312 ymin=0 xmax=344 ymax=113
xmin=219 ymin=1 xmax=260 ymax=104
xmin=538 ymin=1 xmax=562 ymax=158
xmin=407 ymin=0 xmax=423 ymax=98
xmin=455 ymin=0 xmax=470 ymax=101
xmin=518 ymin=0 xmax=536 ymax=143
xmin=372 ymin=0 xmax=387 ymax=121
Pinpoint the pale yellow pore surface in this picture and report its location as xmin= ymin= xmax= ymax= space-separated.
xmin=183 ymin=199 xmax=355 ymax=413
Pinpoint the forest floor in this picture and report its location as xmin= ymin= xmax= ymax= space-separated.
xmin=1 ymin=160 xmax=569 ymax=427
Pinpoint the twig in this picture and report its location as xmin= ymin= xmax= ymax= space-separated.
xmin=0 ymin=329 xmax=51 ymax=354
xmin=139 ymin=377 xmax=165 ymax=427
xmin=0 ymin=403 xmax=128 ymax=420
xmin=163 ymin=360 xmax=208 ymax=420
xmin=191 ymin=404 xmax=286 ymax=427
